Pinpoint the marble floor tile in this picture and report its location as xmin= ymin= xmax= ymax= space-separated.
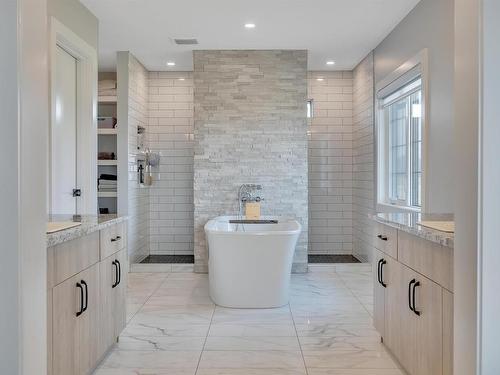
xmin=198 ymin=350 xmax=305 ymax=369
xmin=208 ymin=323 xmax=297 ymax=337
xmin=204 ymin=336 xmax=301 ymax=351
xmin=100 ymin=350 xmax=201 ymax=370
xmin=303 ymin=350 xmax=400 ymax=369
xmin=116 ymin=336 xmax=206 ymax=351
xmin=196 ymin=370 xmax=307 ymax=375
xmin=93 ymin=264 xmax=398 ymax=375
xmin=307 ymin=369 xmax=404 ymax=375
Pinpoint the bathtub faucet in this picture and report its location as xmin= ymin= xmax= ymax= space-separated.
xmin=238 ymin=184 xmax=262 ymax=217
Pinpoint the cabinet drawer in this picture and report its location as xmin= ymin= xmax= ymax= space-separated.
xmin=48 ymin=232 xmax=100 ymax=288
xmin=100 ymin=222 xmax=127 ymax=260
xmin=374 ymin=222 xmax=398 ymax=258
xmin=398 ymin=231 xmax=453 ymax=292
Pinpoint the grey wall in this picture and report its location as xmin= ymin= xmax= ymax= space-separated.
xmin=454 ymin=0 xmax=479 ymax=373
xmin=480 ymin=1 xmax=500 ymax=372
xmin=193 ymin=50 xmax=309 ymax=273
xmin=0 ymin=2 xmax=19 ymax=372
xmin=352 ymin=52 xmax=375 ymax=262
xmin=47 ymin=0 xmax=98 ymax=49
xmin=374 ymin=0 xmax=454 ymax=213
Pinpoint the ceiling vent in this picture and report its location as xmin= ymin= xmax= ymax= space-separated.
xmin=174 ymin=38 xmax=198 ymax=45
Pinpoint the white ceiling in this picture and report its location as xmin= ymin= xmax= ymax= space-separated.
xmin=81 ymin=0 xmax=420 ymax=72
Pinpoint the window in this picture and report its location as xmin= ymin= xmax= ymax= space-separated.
xmin=378 ymin=76 xmax=423 ymax=210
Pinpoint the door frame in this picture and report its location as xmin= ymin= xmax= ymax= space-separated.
xmin=49 ymin=17 xmax=97 ymax=215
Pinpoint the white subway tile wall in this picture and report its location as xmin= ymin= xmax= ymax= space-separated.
xmin=148 ymin=72 xmax=194 ymax=255
xmin=127 ymin=54 xmax=150 ymax=262
xmin=308 ymin=71 xmax=354 ymax=255
xmin=141 ymin=59 xmax=374 ymax=262
xmin=352 ymin=53 xmax=375 ymax=262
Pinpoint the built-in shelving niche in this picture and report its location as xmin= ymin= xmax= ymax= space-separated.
xmin=97 ymin=72 xmax=118 ymax=215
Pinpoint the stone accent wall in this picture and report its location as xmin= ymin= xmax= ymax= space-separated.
xmin=352 ymin=52 xmax=375 ymax=262
xmin=148 ymin=72 xmax=194 ymax=255
xmin=193 ymin=50 xmax=309 ymax=273
xmin=127 ymin=54 xmax=150 ymax=262
xmin=308 ymin=71 xmax=354 ymax=254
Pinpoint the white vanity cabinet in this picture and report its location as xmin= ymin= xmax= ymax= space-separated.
xmin=373 ymin=222 xmax=453 ymax=375
xmin=47 ymin=222 xmax=128 ymax=375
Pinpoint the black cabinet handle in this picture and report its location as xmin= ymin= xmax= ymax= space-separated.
xmin=377 ymin=259 xmax=382 ymax=284
xmin=76 ymin=282 xmax=84 ymax=317
xmin=116 ymin=236 xmax=121 ymax=240
xmin=380 ymin=260 xmax=387 ymax=288
xmin=412 ymin=281 xmax=421 ymax=316
xmin=116 ymin=260 xmax=121 ymax=286
xmin=377 ymin=234 xmax=388 ymax=241
xmin=111 ymin=237 xmax=117 ymax=242
xmin=81 ymin=280 xmax=88 ymax=313
xmin=112 ymin=261 xmax=118 ymax=288
xmin=408 ymin=279 xmax=416 ymax=312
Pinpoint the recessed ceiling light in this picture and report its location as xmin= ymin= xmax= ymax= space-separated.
xmin=316 ymin=77 xmax=324 ymax=81
xmin=166 ymin=61 xmax=176 ymax=66
xmin=326 ymin=61 xmax=335 ymax=66
xmin=244 ymin=23 xmax=256 ymax=29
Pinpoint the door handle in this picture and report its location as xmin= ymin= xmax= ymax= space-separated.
xmin=116 ymin=260 xmax=121 ymax=286
xmin=112 ymin=261 xmax=118 ymax=288
xmin=81 ymin=280 xmax=88 ymax=313
xmin=408 ymin=279 xmax=416 ymax=312
xmin=72 ymin=189 xmax=82 ymax=197
xmin=412 ymin=281 xmax=421 ymax=316
xmin=379 ymin=259 xmax=387 ymax=288
xmin=76 ymin=282 xmax=84 ymax=317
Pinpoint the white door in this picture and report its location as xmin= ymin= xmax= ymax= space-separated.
xmin=52 ymin=45 xmax=78 ymax=214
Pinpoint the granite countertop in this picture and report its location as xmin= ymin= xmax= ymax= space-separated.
xmin=374 ymin=212 xmax=454 ymax=248
xmin=47 ymin=214 xmax=128 ymax=247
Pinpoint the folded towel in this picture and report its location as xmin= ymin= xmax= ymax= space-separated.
xmin=99 ymin=180 xmax=117 ymax=186
xmin=99 ymin=174 xmax=117 ymax=181
xmin=98 ymin=80 xmax=117 ymax=90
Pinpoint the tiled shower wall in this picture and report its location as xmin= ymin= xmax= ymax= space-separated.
xmin=144 ymin=57 xmax=374 ymax=261
xmin=308 ymin=71 xmax=354 ymax=255
xmin=126 ymin=54 xmax=150 ymax=263
xmin=148 ymin=72 xmax=194 ymax=255
xmin=352 ymin=52 xmax=375 ymax=262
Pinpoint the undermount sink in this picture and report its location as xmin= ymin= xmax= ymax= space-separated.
xmin=47 ymin=221 xmax=81 ymax=234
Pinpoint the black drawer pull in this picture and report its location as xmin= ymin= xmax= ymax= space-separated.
xmin=76 ymin=282 xmax=84 ymax=317
xmin=81 ymin=280 xmax=88 ymax=313
xmin=379 ymin=259 xmax=387 ymax=288
xmin=408 ymin=279 xmax=416 ymax=312
xmin=111 ymin=237 xmax=117 ymax=242
xmin=116 ymin=236 xmax=121 ymax=240
xmin=377 ymin=234 xmax=388 ymax=241
xmin=116 ymin=260 xmax=121 ymax=286
xmin=412 ymin=281 xmax=421 ymax=316
xmin=377 ymin=259 xmax=382 ymax=285
xmin=112 ymin=261 xmax=118 ymax=288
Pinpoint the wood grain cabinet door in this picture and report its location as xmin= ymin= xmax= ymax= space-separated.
xmin=373 ymin=249 xmax=386 ymax=337
xmin=77 ymin=263 xmax=101 ymax=375
xmin=99 ymin=255 xmax=117 ymax=356
xmin=414 ymin=274 xmax=443 ymax=375
xmin=114 ymin=248 xmax=128 ymax=338
xmin=52 ymin=274 xmax=81 ymax=375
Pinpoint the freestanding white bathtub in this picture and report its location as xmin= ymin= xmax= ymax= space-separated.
xmin=205 ymin=216 xmax=301 ymax=308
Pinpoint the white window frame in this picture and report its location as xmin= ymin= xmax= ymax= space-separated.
xmin=376 ymin=50 xmax=429 ymax=213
